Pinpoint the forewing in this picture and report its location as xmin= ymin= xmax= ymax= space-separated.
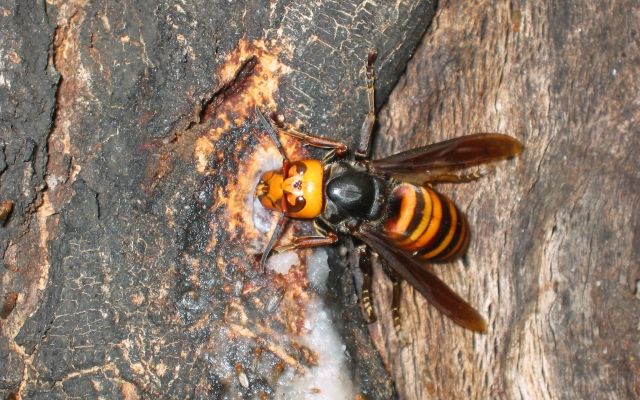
xmin=370 ymin=133 xmax=522 ymax=175
xmin=355 ymin=226 xmax=487 ymax=333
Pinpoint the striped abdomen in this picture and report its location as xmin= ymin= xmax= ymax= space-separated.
xmin=384 ymin=183 xmax=469 ymax=262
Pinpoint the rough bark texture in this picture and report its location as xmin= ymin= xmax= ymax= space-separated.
xmin=0 ymin=0 xmax=436 ymax=399
xmin=2 ymin=0 xmax=638 ymax=399
xmin=369 ymin=1 xmax=640 ymax=399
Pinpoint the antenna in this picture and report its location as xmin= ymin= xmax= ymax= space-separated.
xmin=255 ymin=106 xmax=288 ymax=160
xmin=259 ymin=213 xmax=288 ymax=272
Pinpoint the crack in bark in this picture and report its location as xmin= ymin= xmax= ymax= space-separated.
xmin=199 ymin=56 xmax=258 ymax=126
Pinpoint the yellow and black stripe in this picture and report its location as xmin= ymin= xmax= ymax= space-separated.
xmin=384 ymin=183 xmax=469 ymax=262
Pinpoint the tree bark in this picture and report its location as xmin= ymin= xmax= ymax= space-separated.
xmin=0 ymin=1 xmax=434 ymax=398
xmin=2 ymin=0 xmax=638 ymax=399
xmin=370 ymin=1 xmax=640 ymax=399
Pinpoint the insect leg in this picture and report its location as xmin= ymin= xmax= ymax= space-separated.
xmin=355 ymin=48 xmax=378 ymax=159
xmin=278 ymin=127 xmax=348 ymax=158
xmin=378 ymin=256 xmax=408 ymax=343
xmin=356 ymin=243 xmax=377 ymax=323
xmin=271 ymin=232 xmax=338 ymax=253
xmin=312 ymin=219 xmax=331 ymax=237
xmin=256 ymin=106 xmax=347 ymax=158
xmin=390 ymin=274 xmax=404 ymax=339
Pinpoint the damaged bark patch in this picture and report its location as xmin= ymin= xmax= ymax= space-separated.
xmin=192 ymin=38 xmax=292 ymax=174
xmin=2 ymin=0 xmax=436 ymax=397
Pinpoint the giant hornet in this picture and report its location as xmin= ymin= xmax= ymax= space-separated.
xmin=254 ymin=50 xmax=522 ymax=332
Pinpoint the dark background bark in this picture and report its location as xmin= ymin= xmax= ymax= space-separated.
xmin=1 ymin=0 xmax=639 ymax=399
xmin=0 ymin=0 xmax=433 ymax=399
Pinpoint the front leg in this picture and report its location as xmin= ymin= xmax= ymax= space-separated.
xmin=256 ymin=107 xmax=348 ymax=160
xmin=278 ymin=126 xmax=348 ymax=162
xmin=270 ymin=113 xmax=348 ymax=160
xmin=271 ymin=232 xmax=338 ymax=253
xmin=270 ymin=219 xmax=338 ymax=253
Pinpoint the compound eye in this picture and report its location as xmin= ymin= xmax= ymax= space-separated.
xmin=281 ymin=159 xmax=323 ymax=219
xmin=288 ymin=161 xmax=307 ymax=176
xmin=286 ymin=195 xmax=307 ymax=213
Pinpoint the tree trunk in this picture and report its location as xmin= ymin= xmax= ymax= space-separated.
xmin=370 ymin=1 xmax=640 ymax=399
xmin=1 ymin=0 xmax=638 ymax=399
xmin=0 ymin=1 xmax=433 ymax=398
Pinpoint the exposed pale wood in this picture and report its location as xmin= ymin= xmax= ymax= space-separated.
xmin=369 ymin=1 xmax=640 ymax=399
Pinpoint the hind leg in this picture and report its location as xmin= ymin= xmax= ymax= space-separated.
xmin=356 ymin=243 xmax=377 ymax=323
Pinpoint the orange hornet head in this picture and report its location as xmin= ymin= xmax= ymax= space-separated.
xmin=255 ymin=159 xmax=324 ymax=219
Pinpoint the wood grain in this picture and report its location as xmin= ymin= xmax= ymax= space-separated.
xmin=369 ymin=1 xmax=640 ymax=399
